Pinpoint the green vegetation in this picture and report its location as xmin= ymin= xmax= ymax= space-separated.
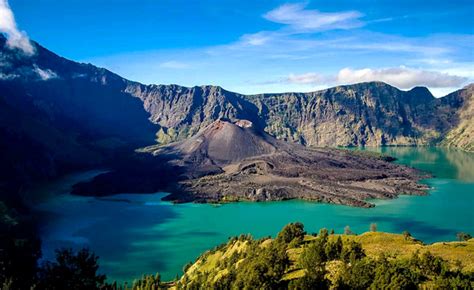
xmin=176 ymin=223 xmax=474 ymax=290
xmin=1 ymin=221 xmax=473 ymax=289
xmin=37 ymin=249 xmax=106 ymax=290
xmin=0 ymin=202 xmax=41 ymax=290
xmin=457 ymin=232 xmax=473 ymax=241
xmin=346 ymin=149 xmax=397 ymax=162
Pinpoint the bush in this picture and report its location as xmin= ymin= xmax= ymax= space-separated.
xmin=338 ymin=258 xmax=377 ymax=289
xmin=276 ymin=222 xmax=306 ymax=245
xmin=371 ymin=257 xmax=420 ymax=289
xmin=456 ymin=232 xmax=472 ymax=241
xmin=325 ymin=236 xmax=343 ymax=260
xmin=341 ymin=240 xmax=365 ymax=262
xmin=402 ymin=230 xmax=412 ymax=240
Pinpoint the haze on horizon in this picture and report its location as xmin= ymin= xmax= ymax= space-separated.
xmin=2 ymin=0 xmax=473 ymax=97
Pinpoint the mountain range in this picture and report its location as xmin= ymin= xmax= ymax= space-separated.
xmin=0 ymin=34 xmax=472 ymax=200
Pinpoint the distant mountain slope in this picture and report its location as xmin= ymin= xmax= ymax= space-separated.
xmin=440 ymin=85 xmax=474 ymax=151
xmin=0 ymin=35 xmax=159 ymax=195
xmin=129 ymin=81 xmax=472 ymax=149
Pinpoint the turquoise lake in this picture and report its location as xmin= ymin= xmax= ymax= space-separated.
xmin=34 ymin=147 xmax=474 ymax=283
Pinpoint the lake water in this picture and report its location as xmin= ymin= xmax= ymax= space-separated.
xmin=34 ymin=147 xmax=474 ymax=283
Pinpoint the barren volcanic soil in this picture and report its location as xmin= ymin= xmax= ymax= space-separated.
xmin=148 ymin=119 xmax=428 ymax=207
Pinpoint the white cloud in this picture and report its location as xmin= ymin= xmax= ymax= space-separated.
xmin=159 ymin=61 xmax=191 ymax=69
xmin=283 ymin=67 xmax=469 ymax=92
xmin=239 ymin=32 xmax=275 ymax=46
xmin=336 ymin=67 xmax=468 ymax=88
xmin=88 ymin=3 xmax=471 ymax=98
xmin=0 ymin=0 xmax=35 ymax=55
xmin=0 ymin=72 xmax=17 ymax=80
xmin=287 ymin=72 xmax=326 ymax=84
xmin=34 ymin=65 xmax=58 ymax=81
xmin=263 ymin=3 xmax=363 ymax=32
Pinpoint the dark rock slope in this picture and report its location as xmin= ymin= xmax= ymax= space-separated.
xmin=146 ymin=119 xmax=428 ymax=207
xmin=0 ymin=35 xmax=159 ymax=197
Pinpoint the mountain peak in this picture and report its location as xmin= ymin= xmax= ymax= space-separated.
xmin=408 ymin=86 xmax=432 ymax=95
xmin=406 ymin=86 xmax=434 ymax=102
xmin=167 ymin=119 xmax=278 ymax=168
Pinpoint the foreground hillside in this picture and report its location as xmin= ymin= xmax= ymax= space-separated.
xmin=2 ymin=212 xmax=473 ymax=289
xmin=170 ymin=224 xmax=473 ymax=289
xmin=110 ymin=223 xmax=474 ymax=289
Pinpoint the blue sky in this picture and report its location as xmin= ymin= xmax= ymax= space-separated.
xmin=3 ymin=0 xmax=474 ymax=96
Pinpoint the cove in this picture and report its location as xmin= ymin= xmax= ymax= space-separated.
xmin=34 ymin=147 xmax=474 ymax=283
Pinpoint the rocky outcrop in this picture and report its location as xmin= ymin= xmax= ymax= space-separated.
xmin=151 ymin=120 xmax=428 ymax=207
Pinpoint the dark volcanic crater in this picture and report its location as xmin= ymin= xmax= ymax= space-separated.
xmin=141 ymin=119 xmax=429 ymax=207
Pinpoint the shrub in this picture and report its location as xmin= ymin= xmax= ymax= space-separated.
xmin=276 ymin=222 xmax=306 ymax=245
xmin=370 ymin=223 xmax=377 ymax=232
xmin=456 ymin=232 xmax=472 ymax=241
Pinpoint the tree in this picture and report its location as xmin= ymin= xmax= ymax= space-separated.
xmin=371 ymin=257 xmax=420 ymax=289
xmin=325 ymin=236 xmax=343 ymax=260
xmin=183 ymin=261 xmax=193 ymax=274
xmin=344 ymin=225 xmax=354 ymax=235
xmin=37 ymin=248 xmax=106 ymax=290
xmin=297 ymin=242 xmax=328 ymax=289
xmin=129 ymin=273 xmax=162 ymax=290
xmin=0 ymin=204 xmax=41 ymax=290
xmin=341 ymin=240 xmax=365 ymax=262
xmin=419 ymin=251 xmax=446 ymax=276
xmin=370 ymin=223 xmax=377 ymax=232
xmin=234 ymin=241 xmax=289 ymax=289
xmin=456 ymin=232 xmax=472 ymax=241
xmin=276 ymin=222 xmax=306 ymax=245
xmin=402 ymin=230 xmax=412 ymax=240
xmin=338 ymin=258 xmax=376 ymax=289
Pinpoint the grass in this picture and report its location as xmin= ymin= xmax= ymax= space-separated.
xmin=183 ymin=240 xmax=249 ymax=281
xmin=334 ymin=232 xmax=474 ymax=272
xmin=183 ymin=231 xmax=474 ymax=285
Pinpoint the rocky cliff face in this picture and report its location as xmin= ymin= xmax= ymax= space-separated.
xmin=127 ymin=81 xmax=472 ymax=150
xmin=124 ymin=83 xmax=264 ymax=142
xmin=440 ymin=85 xmax=474 ymax=152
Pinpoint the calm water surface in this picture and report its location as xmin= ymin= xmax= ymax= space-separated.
xmin=34 ymin=147 xmax=474 ymax=282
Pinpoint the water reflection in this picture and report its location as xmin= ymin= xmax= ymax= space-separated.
xmin=360 ymin=147 xmax=474 ymax=182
